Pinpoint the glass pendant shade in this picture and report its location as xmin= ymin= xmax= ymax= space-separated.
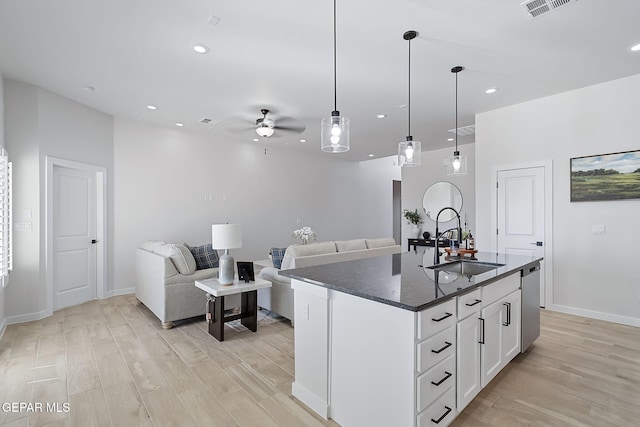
xmin=445 ymin=65 xmax=467 ymax=176
xmin=447 ymin=150 xmax=467 ymax=176
xmin=398 ymin=137 xmax=421 ymax=167
xmin=321 ymin=111 xmax=350 ymax=152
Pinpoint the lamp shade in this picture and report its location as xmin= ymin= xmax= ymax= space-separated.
xmin=211 ymin=224 xmax=242 ymax=249
xmin=321 ymin=111 xmax=350 ymax=152
xmin=398 ymin=137 xmax=421 ymax=167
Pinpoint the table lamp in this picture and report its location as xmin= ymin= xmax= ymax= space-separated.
xmin=211 ymin=224 xmax=242 ymax=285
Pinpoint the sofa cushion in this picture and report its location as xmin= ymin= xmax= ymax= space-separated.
xmin=270 ymin=247 xmax=287 ymax=269
xmin=185 ymin=243 xmax=220 ymax=270
xmin=281 ymin=241 xmax=337 ymax=270
xmin=154 ymin=243 xmax=197 ymax=275
xmin=365 ymin=237 xmax=397 ymax=249
xmin=335 ymin=239 xmax=367 ymax=252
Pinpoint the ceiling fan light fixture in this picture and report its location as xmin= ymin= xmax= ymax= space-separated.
xmin=256 ymin=125 xmax=275 ymax=138
xmin=398 ymin=30 xmax=421 ymax=167
xmin=447 ymin=66 xmax=467 ymax=176
xmin=321 ymin=0 xmax=350 ymax=153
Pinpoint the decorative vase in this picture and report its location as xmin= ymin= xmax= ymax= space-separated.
xmin=302 ymin=235 xmax=309 ymax=245
xmin=410 ymin=224 xmax=420 ymax=238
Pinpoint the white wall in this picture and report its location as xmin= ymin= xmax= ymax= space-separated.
xmin=3 ymin=80 xmax=114 ymax=321
xmin=401 ymin=145 xmax=476 ymax=246
xmin=476 ymin=73 xmax=640 ymax=326
xmin=113 ymin=119 xmax=399 ymax=291
xmin=0 ymin=74 xmax=5 ymax=336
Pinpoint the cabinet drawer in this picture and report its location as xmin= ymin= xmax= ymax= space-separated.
xmin=418 ymin=299 xmax=457 ymax=340
xmin=482 ymin=272 xmax=520 ymax=307
xmin=457 ymin=288 xmax=482 ymax=320
xmin=417 ymin=354 xmax=455 ymax=413
xmin=417 ymin=327 xmax=456 ymax=373
xmin=417 ymin=387 xmax=456 ymax=427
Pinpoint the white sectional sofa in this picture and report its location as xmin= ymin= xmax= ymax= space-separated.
xmin=135 ymin=241 xmax=239 ymax=328
xmin=258 ymin=238 xmax=401 ymax=322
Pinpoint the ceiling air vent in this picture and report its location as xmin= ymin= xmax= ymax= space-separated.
xmin=521 ymin=0 xmax=578 ymax=19
xmin=200 ymin=118 xmax=213 ymax=124
xmin=448 ymin=124 xmax=476 ymax=137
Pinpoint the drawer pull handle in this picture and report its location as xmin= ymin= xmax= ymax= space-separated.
xmin=431 ymin=371 xmax=452 ymax=386
xmin=431 ymin=406 xmax=452 ymax=424
xmin=465 ymin=299 xmax=482 ymax=307
xmin=432 ymin=312 xmax=453 ymax=322
xmin=431 ymin=341 xmax=452 ymax=354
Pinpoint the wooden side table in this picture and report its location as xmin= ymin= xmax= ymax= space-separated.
xmin=195 ymin=277 xmax=272 ymax=341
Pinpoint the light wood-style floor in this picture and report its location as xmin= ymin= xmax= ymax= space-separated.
xmin=0 ymin=296 xmax=639 ymax=426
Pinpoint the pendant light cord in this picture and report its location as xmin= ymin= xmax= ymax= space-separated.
xmin=455 ymin=69 xmax=458 ymax=151
xmin=408 ymin=36 xmax=411 ymax=137
xmin=333 ymin=0 xmax=337 ymax=111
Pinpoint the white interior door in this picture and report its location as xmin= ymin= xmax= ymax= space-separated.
xmin=497 ymin=167 xmax=545 ymax=306
xmin=53 ymin=165 xmax=97 ymax=310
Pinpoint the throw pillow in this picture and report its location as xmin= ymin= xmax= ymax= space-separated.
xmin=270 ymin=247 xmax=287 ymax=269
xmin=155 ymin=243 xmax=197 ymax=275
xmin=185 ymin=243 xmax=220 ymax=270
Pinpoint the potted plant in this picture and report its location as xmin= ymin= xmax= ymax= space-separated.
xmin=403 ymin=209 xmax=422 ymax=238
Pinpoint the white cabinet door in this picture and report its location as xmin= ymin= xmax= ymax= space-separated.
xmin=480 ymin=290 xmax=522 ymax=387
xmin=502 ymin=290 xmax=521 ymax=363
xmin=480 ymin=298 xmax=504 ymax=387
xmin=456 ymin=315 xmax=481 ymax=411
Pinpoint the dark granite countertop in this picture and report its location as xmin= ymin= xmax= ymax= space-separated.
xmin=279 ymin=248 xmax=542 ymax=312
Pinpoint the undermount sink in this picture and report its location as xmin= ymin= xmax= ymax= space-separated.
xmin=427 ymin=261 xmax=505 ymax=276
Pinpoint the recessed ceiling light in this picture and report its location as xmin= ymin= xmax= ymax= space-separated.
xmin=631 ymin=43 xmax=640 ymax=52
xmin=147 ymin=105 xmax=157 ymax=110
xmin=485 ymin=87 xmax=498 ymax=94
xmin=369 ymin=154 xmax=375 ymax=157
xmin=300 ymin=139 xmax=307 ymax=142
xmin=253 ymin=138 xmax=259 ymax=142
xmin=376 ymin=114 xmax=386 ymax=119
xmin=176 ymin=123 xmax=184 ymax=127
xmin=193 ymin=45 xmax=209 ymax=54
xmin=448 ymin=138 xmax=454 ymax=141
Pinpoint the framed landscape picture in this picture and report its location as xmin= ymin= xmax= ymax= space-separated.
xmin=570 ymin=150 xmax=640 ymax=202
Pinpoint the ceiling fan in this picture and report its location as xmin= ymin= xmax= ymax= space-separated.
xmin=223 ymin=108 xmax=306 ymax=139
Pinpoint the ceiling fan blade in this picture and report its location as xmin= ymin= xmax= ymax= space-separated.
xmin=216 ymin=117 xmax=256 ymax=133
xmin=274 ymin=124 xmax=306 ymax=134
xmin=272 ymin=115 xmax=306 ymax=134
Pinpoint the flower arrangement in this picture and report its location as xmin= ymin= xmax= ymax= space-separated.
xmin=293 ymin=226 xmax=316 ymax=244
xmin=402 ymin=209 xmax=421 ymax=225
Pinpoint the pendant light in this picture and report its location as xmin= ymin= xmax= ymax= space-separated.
xmin=321 ymin=0 xmax=350 ymax=153
xmin=398 ymin=30 xmax=421 ymax=167
xmin=447 ymin=66 xmax=467 ymax=176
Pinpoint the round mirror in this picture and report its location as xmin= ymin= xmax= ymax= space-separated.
xmin=422 ymin=181 xmax=463 ymax=222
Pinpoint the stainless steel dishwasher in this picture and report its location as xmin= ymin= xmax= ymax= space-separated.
xmin=521 ymin=262 xmax=541 ymax=352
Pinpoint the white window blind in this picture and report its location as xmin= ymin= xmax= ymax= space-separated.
xmin=0 ymin=148 xmax=12 ymax=286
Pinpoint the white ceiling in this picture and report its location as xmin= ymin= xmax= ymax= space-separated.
xmin=1 ymin=0 xmax=639 ymax=161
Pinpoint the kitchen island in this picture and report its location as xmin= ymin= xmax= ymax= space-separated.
xmin=280 ymin=248 xmax=542 ymax=427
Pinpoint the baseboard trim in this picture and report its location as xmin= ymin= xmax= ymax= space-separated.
xmin=7 ymin=310 xmax=51 ymax=325
xmin=107 ymin=287 xmax=135 ymax=297
xmin=547 ymin=304 xmax=640 ymax=327
xmin=291 ymin=382 xmax=329 ymax=419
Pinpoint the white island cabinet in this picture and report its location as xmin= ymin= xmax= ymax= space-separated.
xmin=292 ymin=270 xmax=525 ymax=427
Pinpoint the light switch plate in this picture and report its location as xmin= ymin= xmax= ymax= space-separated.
xmin=592 ymin=224 xmax=605 ymax=235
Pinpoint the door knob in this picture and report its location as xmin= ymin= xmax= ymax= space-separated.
xmin=529 ymin=241 xmax=543 ymax=246
xmin=91 ymin=239 xmax=98 ymax=244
